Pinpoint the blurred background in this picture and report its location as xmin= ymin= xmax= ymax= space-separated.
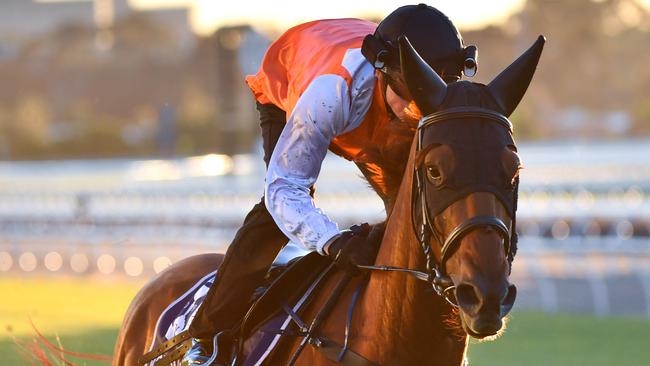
xmin=1 ymin=0 xmax=650 ymax=365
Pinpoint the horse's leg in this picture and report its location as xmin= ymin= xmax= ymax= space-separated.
xmin=112 ymin=254 xmax=223 ymax=366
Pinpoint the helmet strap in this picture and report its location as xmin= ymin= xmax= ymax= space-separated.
xmin=376 ymin=71 xmax=398 ymax=120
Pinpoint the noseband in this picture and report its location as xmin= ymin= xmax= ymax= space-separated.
xmin=360 ymin=106 xmax=519 ymax=307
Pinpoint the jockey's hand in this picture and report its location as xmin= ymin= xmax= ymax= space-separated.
xmin=326 ymin=223 xmax=384 ymax=275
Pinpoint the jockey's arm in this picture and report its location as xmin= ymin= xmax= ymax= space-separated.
xmin=264 ymin=74 xmax=365 ymax=255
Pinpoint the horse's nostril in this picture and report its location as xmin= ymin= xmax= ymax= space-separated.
xmin=456 ymin=283 xmax=480 ymax=309
xmin=500 ymin=284 xmax=517 ymax=317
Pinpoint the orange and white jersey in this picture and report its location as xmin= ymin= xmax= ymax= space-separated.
xmin=246 ymin=19 xmax=380 ymax=253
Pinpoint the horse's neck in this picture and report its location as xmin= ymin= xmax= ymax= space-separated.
xmin=354 ymin=139 xmax=467 ymax=365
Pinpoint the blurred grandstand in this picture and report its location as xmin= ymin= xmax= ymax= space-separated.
xmin=1 ymin=139 xmax=649 ymax=318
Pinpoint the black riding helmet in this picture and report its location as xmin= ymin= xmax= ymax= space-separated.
xmin=361 ymin=3 xmax=478 ymax=83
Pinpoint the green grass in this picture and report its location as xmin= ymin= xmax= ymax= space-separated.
xmin=1 ymin=278 xmax=650 ymax=365
xmin=468 ymin=311 xmax=650 ymax=366
xmin=0 ymin=277 xmax=141 ymax=365
xmin=1 ymin=328 xmax=118 ymax=366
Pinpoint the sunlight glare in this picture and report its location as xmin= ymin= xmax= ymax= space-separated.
xmin=131 ymin=0 xmax=526 ymax=36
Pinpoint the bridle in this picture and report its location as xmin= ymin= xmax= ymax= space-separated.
xmin=360 ymin=106 xmax=519 ymax=307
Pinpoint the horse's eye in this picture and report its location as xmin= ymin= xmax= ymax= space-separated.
xmin=426 ymin=166 xmax=442 ymax=184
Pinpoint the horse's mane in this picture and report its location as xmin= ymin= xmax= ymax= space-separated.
xmin=355 ymin=115 xmax=416 ymax=212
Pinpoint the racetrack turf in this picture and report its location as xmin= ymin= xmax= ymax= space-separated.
xmin=1 ymin=278 xmax=649 ymax=365
xmin=0 ymin=277 xmax=141 ymax=366
xmin=467 ymin=311 xmax=650 ymax=366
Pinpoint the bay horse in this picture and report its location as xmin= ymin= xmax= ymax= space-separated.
xmin=113 ymin=35 xmax=544 ymax=366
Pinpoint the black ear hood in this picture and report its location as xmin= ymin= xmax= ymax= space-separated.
xmin=398 ymin=35 xmax=447 ymax=116
xmin=488 ymin=35 xmax=545 ymax=117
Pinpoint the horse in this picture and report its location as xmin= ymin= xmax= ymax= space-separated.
xmin=113 ymin=34 xmax=544 ymax=366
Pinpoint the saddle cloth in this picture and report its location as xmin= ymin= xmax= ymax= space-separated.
xmin=145 ymin=242 xmax=324 ymax=366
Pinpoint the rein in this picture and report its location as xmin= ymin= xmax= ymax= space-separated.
xmin=360 ymin=106 xmax=518 ymax=307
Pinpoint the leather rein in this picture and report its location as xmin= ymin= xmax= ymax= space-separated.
xmin=359 ymin=106 xmax=517 ymax=307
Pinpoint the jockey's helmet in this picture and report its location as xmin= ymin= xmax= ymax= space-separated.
xmin=361 ymin=3 xmax=477 ymax=83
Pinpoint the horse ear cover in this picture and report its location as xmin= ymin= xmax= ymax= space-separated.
xmin=398 ymin=35 xmax=447 ymax=116
xmin=488 ymin=35 xmax=546 ymax=117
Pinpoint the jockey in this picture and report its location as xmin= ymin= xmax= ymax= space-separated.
xmin=183 ymin=4 xmax=475 ymax=365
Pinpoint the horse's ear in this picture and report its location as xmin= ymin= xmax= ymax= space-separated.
xmin=488 ymin=35 xmax=545 ymax=117
xmin=398 ymin=35 xmax=447 ymax=116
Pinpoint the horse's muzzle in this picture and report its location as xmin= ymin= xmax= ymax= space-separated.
xmin=455 ymin=282 xmax=517 ymax=338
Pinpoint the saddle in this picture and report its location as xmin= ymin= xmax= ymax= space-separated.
xmin=234 ymin=253 xmax=377 ymax=366
xmin=241 ymin=252 xmax=332 ymax=339
xmin=140 ymin=252 xmax=333 ymax=366
xmin=142 ymin=252 xmax=380 ymax=366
